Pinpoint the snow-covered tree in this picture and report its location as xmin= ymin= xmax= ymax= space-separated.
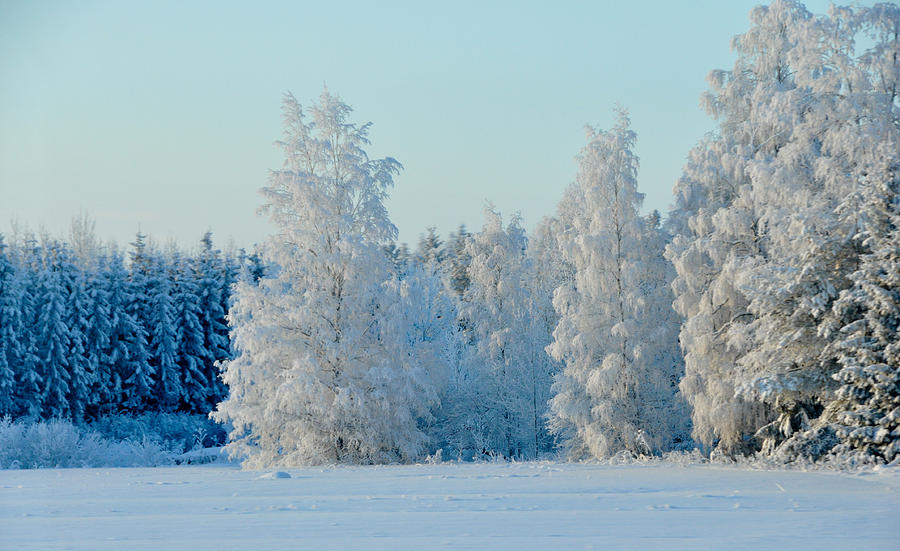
xmin=443 ymin=224 xmax=472 ymax=298
xmin=458 ymin=207 xmax=556 ymax=459
xmin=825 ymin=3 xmax=900 ymax=464
xmin=0 ymin=235 xmax=21 ymax=416
xmin=120 ymin=234 xmax=154 ymax=412
xmin=147 ymin=251 xmax=180 ymax=411
xmin=68 ymin=212 xmax=100 ymax=270
xmin=103 ymin=250 xmax=146 ymax=413
xmin=416 ymin=227 xmax=444 ymax=265
xmin=526 ymin=215 xmax=572 ymax=454
xmin=733 ymin=2 xmax=900 ymax=454
xmin=61 ymin=245 xmax=92 ymax=421
xmin=195 ymin=232 xmax=230 ymax=410
xmin=215 ymin=90 xmax=441 ymax=466
xmin=171 ymin=251 xmax=210 ymax=412
xmin=824 ymin=128 xmax=900 ymax=463
xmin=549 ymin=112 xmax=686 ymax=458
xmin=13 ymin=239 xmax=43 ymax=418
xmin=83 ymin=253 xmax=113 ymax=419
xmin=387 ymin=259 xmax=456 ymax=454
xmin=34 ymin=240 xmax=72 ymax=418
xmin=384 ymin=241 xmax=411 ymax=276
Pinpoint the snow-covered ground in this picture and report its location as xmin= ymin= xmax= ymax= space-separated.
xmin=1 ymin=461 xmax=897 ymax=550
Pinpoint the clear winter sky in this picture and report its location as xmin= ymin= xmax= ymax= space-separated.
xmin=1 ymin=0 xmax=847 ymax=250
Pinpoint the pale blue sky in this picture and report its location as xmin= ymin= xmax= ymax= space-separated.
xmin=1 ymin=0 xmax=843 ymax=249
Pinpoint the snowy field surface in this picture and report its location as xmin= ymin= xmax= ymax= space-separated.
xmin=1 ymin=462 xmax=898 ymax=550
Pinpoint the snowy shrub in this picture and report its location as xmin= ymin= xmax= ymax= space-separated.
xmin=89 ymin=412 xmax=226 ymax=453
xmin=771 ymin=426 xmax=840 ymax=465
xmin=0 ymin=417 xmax=173 ymax=469
xmin=660 ymin=449 xmax=709 ymax=466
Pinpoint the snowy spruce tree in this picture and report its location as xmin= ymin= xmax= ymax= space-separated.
xmin=829 ymin=200 xmax=900 ymax=463
xmin=823 ymin=112 xmax=900 ymax=463
xmin=215 ymin=90 xmax=442 ymax=466
xmin=443 ymin=225 xmax=472 ymax=298
xmin=14 ymin=239 xmax=43 ymax=418
xmin=61 ymin=244 xmax=92 ymax=421
xmin=147 ymin=251 xmax=180 ymax=411
xmin=548 ymin=111 xmax=686 ymax=458
xmin=415 ymin=227 xmax=444 ymax=266
xmin=34 ymin=240 xmax=73 ymax=418
xmin=83 ymin=253 xmax=113 ymax=419
xmin=384 ymin=241 xmax=411 ymax=275
xmin=171 ymin=251 xmax=210 ymax=412
xmin=122 ymin=234 xmax=154 ymax=412
xmin=195 ymin=232 xmax=230 ymax=410
xmin=0 ymin=235 xmax=21 ymax=416
xmin=104 ymin=250 xmax=147 ymax=413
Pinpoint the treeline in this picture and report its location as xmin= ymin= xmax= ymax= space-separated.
xmin=0 ymin=224 xmax=262 ymax=421
xmin=395 ymin=218 xmax=567 ymax=460
xmin=211 ymin=87 xmax=689 ymax=465
xmin=216 ymin=0 xmax=898 ymax=467
xmin=3 ymin=0 xmax=897 ymax=468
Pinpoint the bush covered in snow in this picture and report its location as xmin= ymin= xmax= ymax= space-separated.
xmin=0 ymin=414 xmax=227 ymax=469
xmin=0 ymin=417 xmax=171 ymax=469
xmin=90 ymin=412 xmax=226 ymax=453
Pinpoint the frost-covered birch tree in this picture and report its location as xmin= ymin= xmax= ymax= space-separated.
xmin=215 ymin=90 xmax=442 ymax=466
xmin=548 ymin=112 xmax=686 ymax=459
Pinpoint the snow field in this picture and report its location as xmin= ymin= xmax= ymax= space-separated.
xmin=1 ymin=462 xmax=897 ymax=550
